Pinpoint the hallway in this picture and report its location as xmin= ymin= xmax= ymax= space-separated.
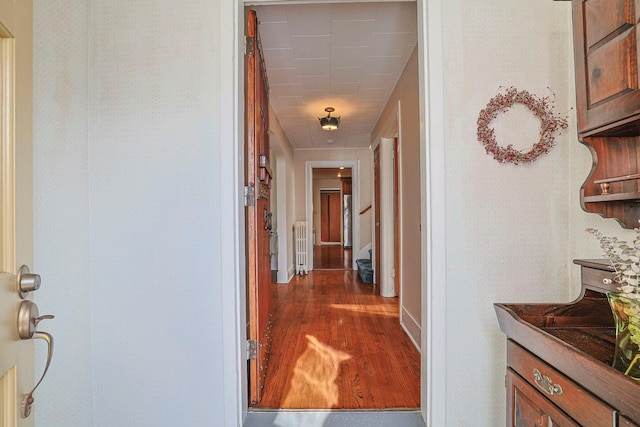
xmin=313 ymin=245 xmax=353 ymax=270
xmin=253 ymin=270 xmax=420 ymax=409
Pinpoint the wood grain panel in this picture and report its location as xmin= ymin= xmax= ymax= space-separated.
xmin=584 ymin=0 xmax=633 ymax=49
xmin=246 ymin=9 xmax=272 ymax=405
xmin=587 ymin=30 xmax=636 ymax=106
xmin=320 ymin=192 xmax=342 ymax=243
xmin=573 ymin=0 xmax=640 ymax=134
xmin=329 ymin=192 xmax=341 ymax=242
xmin=580 ymin=135 xmax=640 ymax=228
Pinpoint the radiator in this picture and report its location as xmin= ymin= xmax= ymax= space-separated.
xmin=294 ymin=221 xmax=308 ymax=275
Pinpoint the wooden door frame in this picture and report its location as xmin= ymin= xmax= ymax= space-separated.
xmin=220 ymin=1 xmax=447 ymax=425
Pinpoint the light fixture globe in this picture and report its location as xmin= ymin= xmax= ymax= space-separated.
xmin=319 ymin=107 xmax=340 ymax=131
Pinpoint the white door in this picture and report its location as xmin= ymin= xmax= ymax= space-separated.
xmin=0 ymin=1 xmax=40 ymax=426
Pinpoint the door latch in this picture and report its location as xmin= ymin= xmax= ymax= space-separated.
xmin=17 ymin=300 xmax=54 ymax=418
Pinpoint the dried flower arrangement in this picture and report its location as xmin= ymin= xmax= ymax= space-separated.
xmin=587 ymin=227 xmax=640 ymax=297
xmin=587 ymin=227 xmax=640 ymax=376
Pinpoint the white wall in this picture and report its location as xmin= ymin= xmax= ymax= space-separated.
xmin=269 ymin=105 xmax=296 ymax=282
xmin=438 ymin=0 xmax=632 ymax=424
xmin=33 ymin=1 xmax=234 ymax=425
xmin=33 ymin=2 xmax=93 ymax=425
xmin=32 ymin=1 xmax=638 ymax=427
xmin=373 ymin=47 xmax=421 ymax=342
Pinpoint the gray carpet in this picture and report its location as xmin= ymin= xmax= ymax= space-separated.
xmin=244 ymin=410 xmax=426 ymax=427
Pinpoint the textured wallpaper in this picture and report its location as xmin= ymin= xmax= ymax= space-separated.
xmin=34 ymin=1 xmax=226 ymax=426
xmin=442 ymin=0 xmax=578 ymax=424
xmin=33 ymin=1 xmax=93 ymax=426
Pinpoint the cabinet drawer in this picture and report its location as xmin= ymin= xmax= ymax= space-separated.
xmin=507 ymin=369 xmax=580 ymax=427
xmin=581 ymin=265 xmax=617 ymax=292
xmin=508 ymin=341 xmax=615 ymax=426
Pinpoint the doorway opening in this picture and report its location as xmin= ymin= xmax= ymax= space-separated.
xmin=313 ymin=167 xmax=353 ymax=270
xmin=238 ymin=0 xmax=432 ymax=416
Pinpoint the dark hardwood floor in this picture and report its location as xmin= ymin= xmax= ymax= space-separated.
xmin=254 ymin=270 xmax=420 ymax=409
xmin=313 ymin=245 xmax=352 ymax=270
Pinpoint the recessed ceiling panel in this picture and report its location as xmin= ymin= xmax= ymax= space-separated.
xmin=331 ymin=3 xmax=379 ymax=21
xmin=268 ymin=68 xmax=299 ymax=85
xmin=262 ymin=48 xmax=296 ymax=68
xmin=270 ymin=83 xmax=303 ymax=97
xmin=258 ymin=22 xmax=292 ymax=49
xmin=331 ymin=47 xmax=367 ymax=68
xmin=296 ymin=58 xmax=331 ymax=76
xmin=331 ymin=20 xmax=374 ymax=48
xmin=291 ymin=35 xmax=332 ymax=59
xmin=286 ymin=5 xmax=332 ymax=36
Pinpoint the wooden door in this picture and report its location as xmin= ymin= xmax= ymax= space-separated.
xmin=0 ymin=1 xmax=37 ymax=425
xmin=246 ymin=9 xmax=272 ymax=406
xmin=374 ymin=145 xmax=381 ymax=292
xmin=320 ymin=191 xmax=341 ymax=243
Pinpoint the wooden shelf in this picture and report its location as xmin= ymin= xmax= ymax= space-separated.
xmin=594 ymin=173 xmax=640 ymax=184
xmin=583 ymin=192 xmax=640 ymax=203
xmin=573 ymin=0 xmax=640 ymax=228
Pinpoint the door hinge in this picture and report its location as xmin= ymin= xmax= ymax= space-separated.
xmin=245 ymin=36 xmax=255 ymax=56
xmin=244 ymin=184 xmax=255 ymax=206
xmin=247 ymin=339 xmax=257 ymax=360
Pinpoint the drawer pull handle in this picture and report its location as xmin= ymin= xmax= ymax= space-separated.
xmin=533 ymin=368 xmax=563 ymax=396
xmin=603 ymin=278 xmax=613 ymax=285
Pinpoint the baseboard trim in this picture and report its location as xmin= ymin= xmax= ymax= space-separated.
xmin=400 ymin=306 xmax=421 ymax=351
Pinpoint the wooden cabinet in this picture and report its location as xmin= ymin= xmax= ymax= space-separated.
xmin=507 ymin=341 xmax=618 ymax=426
xmin=507 ymin=364 xmax=581 ymax=427
xmin=572 ymin=0 xmax=640 ymax=228
xmin=495 ymin=259 xmax=640 ymax=426
xmin=573 ymin=0 xmax=640 ymax=134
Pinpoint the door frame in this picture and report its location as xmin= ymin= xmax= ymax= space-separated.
xmin=377 ymin=137 xmax=396 ymax=298
xmin=220 ymin=0 xmax=447 ymax=425
xmin=305 ymin=160 xmax=360 ymax=271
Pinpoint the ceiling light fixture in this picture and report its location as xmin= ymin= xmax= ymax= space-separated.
xmin=319 ymin=107 xmax=340 ymax=131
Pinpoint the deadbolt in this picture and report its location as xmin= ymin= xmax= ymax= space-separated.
xmin=17 ymin=265 xmax=41 ymax=299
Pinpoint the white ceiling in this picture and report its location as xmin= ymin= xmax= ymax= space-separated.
xmin=251 ymin=2 xmax=417 ymax=150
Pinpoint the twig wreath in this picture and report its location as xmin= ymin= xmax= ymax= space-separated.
xmin=476 ymin=87 xmax=569 ymax=165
